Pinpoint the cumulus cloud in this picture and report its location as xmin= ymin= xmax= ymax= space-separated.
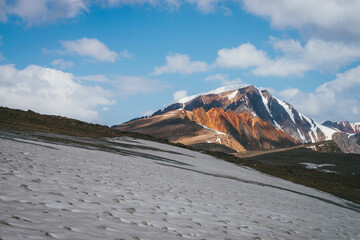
xmin=278 ymin=65 xmax=360 ymax=122
xmin=0 ymin=64 xmax=115 ymax=122
xmin=51 ymin=59 xmax=74 ymax=69
xmin=216 ymin=43 xmax=269 ymax=69
xmin=76 ymin=74 xmax=170 ymax=97
xmin=104 ymin=0 xmax=221 ymax=13
xmin=187 ymin=0 xmax=220 ymax=13
xmin=104 ymin=0 xmax=181 ymax=8
xmin=204 ymin=74 xmax=242 ymax=86
xmin=154 ymin=53 xmax=209 ymax=75
xmin=76 ymin=74 xmax=110 ymax=83
xmin=60 ymin=38 xmax=118 ymax=62
xmin=173 ymin=90 xmax=188 ymax=101
xmin=221 ymin=6 xmax=232 ymax=16
xmin=119 ymin=49 xmax=134 ymax=59
xmin=216 ymin=39 xmax=360 ymax=77
xmin=242 ymin=0 xmax=360 ymax=41
xmin=0 ymin=0 xmax=87 ymax=26
xmin=0 ymin=0 xmax=230 ymax=25
xmin=113 ymin=76 xmax=171 ymax=97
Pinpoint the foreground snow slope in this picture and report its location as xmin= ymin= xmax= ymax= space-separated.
xmin=0 ymin=132 xmax=359 ymax=240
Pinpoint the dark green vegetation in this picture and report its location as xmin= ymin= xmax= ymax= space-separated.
xmin=0 ymin=107 xmax=164 ymax=141
xmin=203 ymin=150 xmax=360 ymax=204
xmin=1 ymin=106 xmax=359 ymax=204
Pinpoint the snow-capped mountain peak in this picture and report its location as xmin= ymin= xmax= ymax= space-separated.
xmin=154 ymin=85 xmax=336 ymax=143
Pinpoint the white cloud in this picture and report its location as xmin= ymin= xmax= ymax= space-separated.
xmin=186 ymin=0 xmax=220 ymax=13
xmin=278 ymin=65 xmax=360 ymax=122
xmin=119 ymin=49 xmax=134 ymax=59
xmin=221 ymin=6 xmax=232 ymax=16
xmin=216 ymin=43 xmax=269 ymax=69
xmin=204 ymin=74 xmax=242 ymax=86
xmin=242 ymin=0 xmax=360 ymax=41
xmin=104 ymin=0 xmax=181 ymax=8
xmin=60 ymin=38 xmax=118 ymax=62
xmin=0 ymin=0 xmax=234 ymax=26
xmin=0 ymin=0 xmax=87 ymax=26
xmin=154 ymin=53 xmax=209 ymax=75
xmin=104 ymin=0 xmax=221 ymax=13
xmin=173 ymin=90 xmax=188 ymax=101
xmin=0 ymin=0 xmax=225 ymax=26
xmin=113 ymin=76 xmax=171 ymax=96
xmin=76 ymin=74 xmax=110 ymax=83
xmin=76 ymin=74 xmax=170 ymax=98
xmin=51 ymin=59 xmax=74 ymax=69
xmin=0 ymin=64 xmax=115 ymax=122
xmin=216 ymin=39 xmax=360 ymax=77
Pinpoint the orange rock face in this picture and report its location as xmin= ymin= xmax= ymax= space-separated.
xmin=188 ymin=107 xmax=298 ymax=150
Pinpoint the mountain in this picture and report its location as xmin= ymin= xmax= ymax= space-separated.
xmin=322 ymin=120 xmax=360 ymax=153
xmin=114 ymin=85 xmax=338 ymax=152
xmin=323 ymin=120 xmax=360 ymax=134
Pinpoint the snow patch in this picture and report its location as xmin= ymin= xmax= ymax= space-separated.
xmin=300 ymin=113 xmax=337 ymax=141
xmin=196 ymin=123 xmax=226 ymax=135
xmin=176 ymin=84 xmax=251 ymax=105
xmin=260 ymin=91 xmax=272 ymax=117
xmin=308 ymin=131 xmax=315 ymax=143
xmin=307 ymin=146 xmax=316 ymax=150
xmin=351 ymin=122 xmax=360 ymax=132
xmin=275 ymin=98 xmax=295 ymax=123
xmin=299 ymin=163 xmax=337 ymax=173
xmin=227 ymin=90 xmax=238 ymax=100
xmin=297 ymin=129 xmax=307 ymax=142
xmin=317 ymin=124 xmax=338 ymax=141
xmin=273 ymin=121 xmax=282 ymax=130
xmin=0 ymin=133 xmax=359 ymax=239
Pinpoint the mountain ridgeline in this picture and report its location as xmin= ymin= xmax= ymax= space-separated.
xmin=114 ymin=85 xmax=344 ymax=153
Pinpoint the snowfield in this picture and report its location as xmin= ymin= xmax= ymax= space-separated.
xmin=0 ymin=132 xmax=359 ymax=240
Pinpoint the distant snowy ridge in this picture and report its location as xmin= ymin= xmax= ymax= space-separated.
xmin=176 ymin=84 xmax=251 ymax=105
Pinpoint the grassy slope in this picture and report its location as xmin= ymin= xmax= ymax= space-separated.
xmin=0 ymin=107 xmax=165 ymax=141
xmin=205 ymin=150 xmax=360 ymax=204
xmin=1 ymin=106 xmax=359 ymax=204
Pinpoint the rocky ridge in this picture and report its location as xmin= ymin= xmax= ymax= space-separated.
xmin=151 ymin=85 xmax=337 ymax=143
xmin=115 ymin=85 xmax=342 ymax=152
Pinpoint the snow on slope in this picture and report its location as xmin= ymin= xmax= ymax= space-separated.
xmin=1 ymin=132 xmax=359 ymax=240
xmin=227 ymin=89 xmax=238 ymax=100
xmin=196 ymin=123 xmax=226 ymax=135
xmin=260 ymin=91 xmax=282 ymax=130
xmin=173 ymin=85 xmax=337 ymax=142
xmin=274 ymin=97 xmax=296 ymax=124
xmin=351 ymin=122 xmax=360 ymax=133
xmin=176 ymin=84 xmax=250 ymax=105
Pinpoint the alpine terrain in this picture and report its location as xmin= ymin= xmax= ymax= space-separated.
xmin=115 ymin=85 xmax=338 ymax=152
xmin=323 ymin=121 xmax=360 ymax=134
xmin=322 ymin=120 xmax=360 ymax=153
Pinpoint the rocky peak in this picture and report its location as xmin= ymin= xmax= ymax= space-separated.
xmin=150 ymin=85 xmax=337 ymax=143
xmin=322 ymin=121 xmax=360 ymax=134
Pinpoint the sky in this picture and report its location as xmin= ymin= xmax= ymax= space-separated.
xmin=0 ymin=0 xmax=360 ymax=126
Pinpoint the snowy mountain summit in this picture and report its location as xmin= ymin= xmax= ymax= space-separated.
xmin=115 ymin=85 xmax=340 ymax=153
xmin=153 ymin=85 xmax=337 ymax=143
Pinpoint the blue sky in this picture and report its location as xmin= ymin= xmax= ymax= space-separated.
xmin=1 ymin=0 xmax=360 ymax=125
